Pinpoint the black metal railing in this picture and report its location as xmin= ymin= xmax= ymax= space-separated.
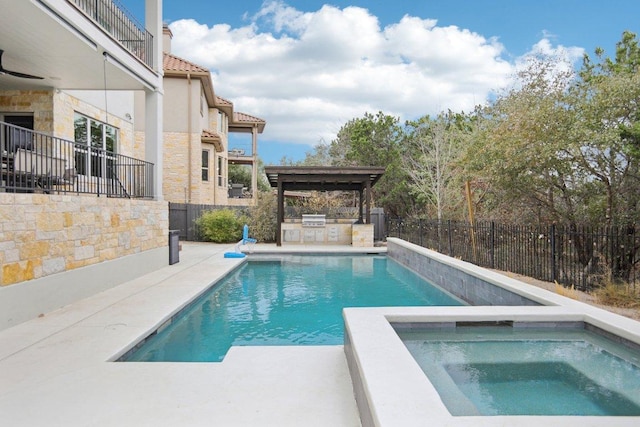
xmin=387 ymin=218 xmax=640 ymax=291
xmin=69 ymin=0 xmax=154 ymax=68
xmin=1 ymin=122 xmax=154 ymax=198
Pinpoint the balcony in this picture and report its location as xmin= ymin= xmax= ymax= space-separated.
xmin=1 ymin=122 xmax=153 ymax=198
xmin=69 ymin=0 xmax=154 ymax=68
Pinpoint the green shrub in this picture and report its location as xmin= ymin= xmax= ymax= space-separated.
xmin=196 ymin=209 xmax=246 ymax=243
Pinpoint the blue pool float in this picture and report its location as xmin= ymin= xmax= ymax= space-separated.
xmin=224 ymin=252 xmax=246 ymax=258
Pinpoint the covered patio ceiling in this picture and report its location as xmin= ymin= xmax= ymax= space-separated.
xmin=0 ymin=0 xmax=157 ymax=92
xmin=264 ymin=166 xmax=386 ymax=246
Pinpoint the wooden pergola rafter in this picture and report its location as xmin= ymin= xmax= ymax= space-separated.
xmin=264 ymin=166 xmax=386 ymax=246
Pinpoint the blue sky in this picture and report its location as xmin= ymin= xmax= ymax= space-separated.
xmin=122 ymin=1 xmax=640 ymax=164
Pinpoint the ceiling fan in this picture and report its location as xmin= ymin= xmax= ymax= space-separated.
xmin=0 ymin=49 xmax=44 ymax=79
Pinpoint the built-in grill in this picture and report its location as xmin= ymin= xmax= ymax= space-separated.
xmin=301 ymin=214 xmax=326 ymax=227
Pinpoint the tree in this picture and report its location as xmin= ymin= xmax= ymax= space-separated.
xmin=229 ymin=160 xmax=270 ymax=193
xmin=402 ymin=112 xmax=468 ymax=220
xmin=300 ymin=140 xmax=333 ymax=166
xmin=462 ymin=55 xmax=579 ymax=224
xmin=228 ymin=164 xmax=252 ymax=187
xmin=569 ymin=31 xmax=640 ymax=281
xmin=329 ymin=111 xmax=417 ymax=216
xmin=572 ymin=30 xmax=640 ymax=226
xmin=459 ymin=32 xmax=640 ymax=282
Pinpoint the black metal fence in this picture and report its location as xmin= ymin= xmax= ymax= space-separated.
xmin=1 ymin=122 xmax=154 ymax=198
xmin=386 ymin=218 xmax=639 ymax=291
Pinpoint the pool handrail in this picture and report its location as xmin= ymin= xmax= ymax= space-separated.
xmin=242 ymin=224 xmax=257 ymax=245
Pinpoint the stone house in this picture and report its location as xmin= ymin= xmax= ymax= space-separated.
xmin=0 ymin=0 xmax=166 ymax=330
xmin=153 ymin=26 xmax=265 ymax=206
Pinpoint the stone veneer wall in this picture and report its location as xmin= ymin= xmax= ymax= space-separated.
xmin=163 ymin=131 xmax=197 ymax=203
xmin=387 ymin=238 xmax=540 ymax=306
xmin=352 ymin=224 xmax=374 ymax=247
xmin=0 ymin=90 xmax=54 ymax=133
xmin=53 ymin=91 xmax=135 ymax=155
xmin=0 ymin=193 xmax=168 ymax=286
xmin=1 ymin=90 xmax=136 ymax=156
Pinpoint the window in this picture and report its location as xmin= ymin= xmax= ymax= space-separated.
xmin=1 ymin=114 xmax=34 ymax=152
xmin=217 ymin=156 xmax=224 ymax=187
xmin=216 ymin=111 xmax=223 ymax=134
xmin=74 ymin=113 xmax=118 ymax=177
xmin=1 ymin=114 xmax=34 ymax=129
xmin=202 ymin=150 xmax=209 ymax=181
xmin=200 ymin=89 xmax=205 ymax=116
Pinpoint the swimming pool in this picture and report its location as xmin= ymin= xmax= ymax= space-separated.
xmin=397 ymin=323 xmax=640 ymax=416
xmin=123 ymin=255 xmax=465 ymax=362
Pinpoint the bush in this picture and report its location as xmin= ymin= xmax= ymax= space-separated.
xmin=246 ymin=191 xmax=278 ymax=243
xmin=196 ymin=209 xmax=246 ymax=243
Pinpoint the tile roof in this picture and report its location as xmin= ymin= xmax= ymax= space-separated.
xmin=215 ymin=95 xmax=233 ymax=106
xmin=201 ymin=130 xmax=221 ymax=139
xmin=163 ymin=53 xmax=209 ymax=73
xmin=234 ymin=111 xmax=266 ymax=124
xmin=201 ymin=130 xmax=223 ymax=152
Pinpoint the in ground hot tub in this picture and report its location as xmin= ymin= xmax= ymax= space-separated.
xmin=344 ymin=306 xmax=640 ymax=427
xmin=395 ymin=321 xmax=640 ymax=416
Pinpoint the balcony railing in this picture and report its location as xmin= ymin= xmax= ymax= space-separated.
xmin=69 ymin=0 xmax=154 ymax=68
xmin=1 ymin=122 xmax=154 ymax=198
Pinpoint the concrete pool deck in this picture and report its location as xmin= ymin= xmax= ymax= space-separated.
xmin=0 ymin=243 xmax=369 ymax=426
xmin=2 ymin=241 xmax=639 ymax=426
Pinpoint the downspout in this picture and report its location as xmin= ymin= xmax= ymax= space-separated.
xmin=187 ymin=73 xmax=192 ymax=203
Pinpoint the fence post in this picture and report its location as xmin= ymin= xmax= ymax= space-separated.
xmin=550 ymin=224 xmax=556 ymax=283
xmin=419 ymin=219 xmax=423 ymax=247
xmin=490 ymin=221 xmax=495 ymax=269
xmin=447 ymin=220 xmax=453 ymax=257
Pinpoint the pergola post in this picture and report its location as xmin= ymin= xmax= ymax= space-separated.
xmin=365 ymin=179 xmax=371 ymax=224
xmin=277 ymin=177 xmax=284 ymax=246
xmin=358 ymin=189 xmax=364 ymax=223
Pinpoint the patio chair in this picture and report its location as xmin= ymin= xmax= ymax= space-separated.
xmin=58 ymin=167 xmax=78 ymax=193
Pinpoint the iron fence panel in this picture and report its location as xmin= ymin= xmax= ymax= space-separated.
xmin=386 ymin=218 xmax=639 ymax=291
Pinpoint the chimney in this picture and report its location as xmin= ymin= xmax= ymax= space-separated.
xmin=163 ymin=23 xmax=173 ymax=53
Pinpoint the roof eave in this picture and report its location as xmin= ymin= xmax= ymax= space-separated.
xmin=164 ymin=70 xmax=216 ymax=106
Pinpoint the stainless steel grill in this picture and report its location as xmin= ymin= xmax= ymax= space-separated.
xmin=301 ymin=214 xmax=326 ymax=227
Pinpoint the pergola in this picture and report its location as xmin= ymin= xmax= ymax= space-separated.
xmin=264 ymin=166 xmax=386 ymax=246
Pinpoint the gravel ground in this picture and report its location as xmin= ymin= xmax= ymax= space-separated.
xmin=496 ymin=270 xmax=640 ymax=321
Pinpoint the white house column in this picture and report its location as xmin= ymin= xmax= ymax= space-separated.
xmin=145 ymin=89 xmax=163 ymax=199
xmin=145 ymin=0 xmax=164 ymax=200
xmin=251 ymin=125 xmax=258 ymax=200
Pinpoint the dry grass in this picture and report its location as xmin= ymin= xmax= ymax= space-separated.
xmin=594 ymin=283 xmax=640 ymax=309
xmin=554 ymin=281 xmax=578 ymax=300
xmin=495 ymin=269 xmax=640 ymax=321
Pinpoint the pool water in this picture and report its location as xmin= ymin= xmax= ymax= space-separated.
xmin=397 ymin=325 xmax=640 ymax=416
xmin=124 ymin=255 xmax=464 ymax=362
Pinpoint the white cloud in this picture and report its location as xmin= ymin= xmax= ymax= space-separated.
xmin=167 ymin=2 xmax=581 ymax=150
